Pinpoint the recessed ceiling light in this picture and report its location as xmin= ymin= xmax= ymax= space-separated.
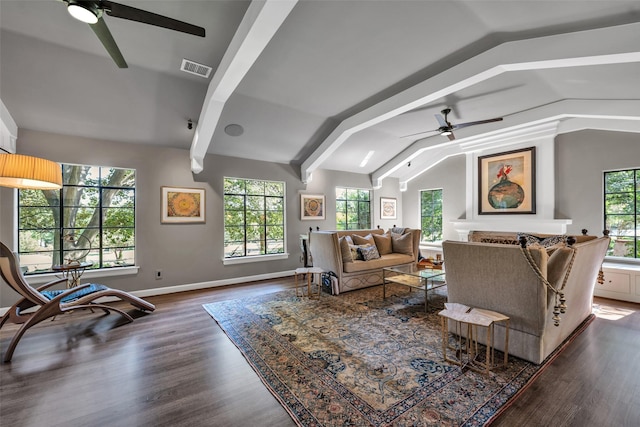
xmin=224 ymin=124 xmax=244 ymax=137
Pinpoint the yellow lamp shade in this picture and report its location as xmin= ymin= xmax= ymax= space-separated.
xmin=0 ymin=154 xmax=63 ymax=190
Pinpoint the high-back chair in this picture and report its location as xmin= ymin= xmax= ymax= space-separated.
xmin=0 ymin=241 xmax=155 ymax=362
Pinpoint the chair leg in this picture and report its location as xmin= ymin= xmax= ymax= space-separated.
xmin=3 ymin=315 xmax=43 ymax=362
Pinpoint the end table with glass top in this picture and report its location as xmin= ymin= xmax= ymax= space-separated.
xmin=383 ymin=264 xmax=446 ymax=312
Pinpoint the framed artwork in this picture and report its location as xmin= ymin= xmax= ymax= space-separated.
xmin=380 ymin=197 xmax=397 ymax=220
xmin=161 ymin=186 xmax=205 ymax=223
xmin=301 ymin=194 xmax=325 ymax=220
xmin=478 ymin=146 xmax=536 ymax=215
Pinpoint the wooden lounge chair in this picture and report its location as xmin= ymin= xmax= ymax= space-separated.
xmin=0 ymin=241 xmax=155 ymax=362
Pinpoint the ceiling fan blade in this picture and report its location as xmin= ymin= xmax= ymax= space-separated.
xmin=400 ymin=129 xmax=438 ymax=138
xmin=90 ymin=17 xmax=128 ymax=68
xmin=102 ymin=1 xmax=206 ymax=37
xmin=434 ymin=113 xmax=449 ymax=128
xmin=451 ymin=117 xmax=503 ymax=130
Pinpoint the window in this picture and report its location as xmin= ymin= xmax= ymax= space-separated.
xmin=224 ymin=178 xmax=285 ymax=258
xmin=604 ymin=169 xmax=639 ymax=258
xmin=335 ymin=187 xmax=371 ymax=230
xmin=18 ymin=164 xmax=136 ymax=274
xmin=420 ymin=189 xmax=443 ymax=242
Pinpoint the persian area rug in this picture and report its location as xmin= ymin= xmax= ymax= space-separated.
xmin=203 ymin=284 xmax=591 ymax=426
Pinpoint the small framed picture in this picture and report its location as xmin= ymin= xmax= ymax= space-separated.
xmin=380 ymin=197 xmax=397 ymax=220
xmin=161 ymin=186 xmax=205 ymax=223
xmin=301 ymin=194 xmax=325 ymax=220
xmin=478 ymin=146 xmax=536 ymax=215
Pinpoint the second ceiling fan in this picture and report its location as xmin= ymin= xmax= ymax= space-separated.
xmin=402 ymin=108 xmax=503 ymax=141
xmin=62 ymin=0 xmax=206 ymax=68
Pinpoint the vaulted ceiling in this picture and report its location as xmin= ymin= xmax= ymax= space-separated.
xmin=2 ymin=0 xmax=639 ymax=189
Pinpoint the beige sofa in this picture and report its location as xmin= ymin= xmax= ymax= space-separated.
xmin=309 ymin=228 xmax=421 ymax=294
xmin=442 ymin=233 xmax=609 ymax=364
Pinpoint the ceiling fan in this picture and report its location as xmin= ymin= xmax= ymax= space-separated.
xmin=401 ymin=108 xmax=503 ymax=141
xmin=62 ymin=0 xmax=206 ymax=68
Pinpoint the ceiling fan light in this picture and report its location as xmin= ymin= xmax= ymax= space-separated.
xmin=440 ymin=130 xmax=452 ymax=136
xmin=67 ymin=2 xmax=99 ymax=24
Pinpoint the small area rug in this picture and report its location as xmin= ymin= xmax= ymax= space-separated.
xmin=203 ymin=284 xmax=591 ymax=426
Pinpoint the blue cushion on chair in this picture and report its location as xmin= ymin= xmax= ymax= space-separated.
xmin=42 ymin=284 xmax=108 ymax=303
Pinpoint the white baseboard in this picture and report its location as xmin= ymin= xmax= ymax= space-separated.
xmin=0 ymin=270 xmax=295 ymax=316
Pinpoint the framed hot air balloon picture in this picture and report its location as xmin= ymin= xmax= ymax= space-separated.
xmin=478 ymin=147 xmax=536 ymax=215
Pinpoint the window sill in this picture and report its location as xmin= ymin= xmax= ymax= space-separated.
xmin=25 ymin=266 xmax=140 ymax=285
xmin=223 ymin=253 xmax=289 ymax=266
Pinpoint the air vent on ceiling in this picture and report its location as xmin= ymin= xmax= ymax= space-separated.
xmin=180 ymin=59 xmax=212 ymax=78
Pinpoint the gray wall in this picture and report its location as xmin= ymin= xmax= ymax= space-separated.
xmin=555 ymin=129 xmax=640 ymax=236
xmin=403 ymin=154 xmax=467 ymax=241
xmin=0 ymin=129 xmax=402 ymax=306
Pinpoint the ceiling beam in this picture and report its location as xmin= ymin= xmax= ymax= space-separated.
xmin=300 ymin=22 xmax=640 ymax=185
xmin=190 ymin=0 xmax=298 ymax=174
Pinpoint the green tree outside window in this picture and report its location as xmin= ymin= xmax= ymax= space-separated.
xmin=336 ymin=187 xmax=371 ymax=230
xmin=420 ymin=189 xmax=442 ymax=242
xmin=18 ymin=164 xmax=136 ymax=273
xmin=604 ymin=169 xmax=639 ymax=258
xmin=224 ymin=177 xmax=285 ymax=258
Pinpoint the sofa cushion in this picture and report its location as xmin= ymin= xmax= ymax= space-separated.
xmin=339 ymin=236 xmax=354 ymax=264
xmin=391 ymin=232 xmax=414 ymax=256
xmin=372 ymin=232 xmax=392 ymax=255
xmin=358 ymin=245 xmax=381 ymax=261
xmin=343 ymin=253 xmax=415 ymax=273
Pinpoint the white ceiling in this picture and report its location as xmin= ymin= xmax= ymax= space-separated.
xmin=1 ymin=0 xmax=640 ymax=189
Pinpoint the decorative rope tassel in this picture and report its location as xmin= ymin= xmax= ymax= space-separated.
xmin=597 ymin=269 xmax=604 ymax=285
xmin=553 ymin=305 xmax=561 ymax=327
xmin=559 ymin=292 xmax=567 ymax=314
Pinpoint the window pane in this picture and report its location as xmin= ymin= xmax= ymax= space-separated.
xmin=246 ymin=210 xmax=264 ymax=226
xmin=224 ymin=178 xmax=245 ymax=194
xmin=605 ymin=170 xmax=634 ymax=193
xmin=247 ymin=180 xmax=265 ymax=195
xmin=19 ymin=189 xmax=55 ymax=207
xmin=225 ymin=195 xmax=245 ymax=210
xmin=225 ymin=242 xmax=245 ymax=258
xmin=63 ymin=207 xmax=98 ymax=228
xmin=19 ymin=251 xmax=56 ymax=274
xmin=266 ymin=211 xmax=283 ymax=224
xmin=101 ymin=167 xmax=135 ymax=188
xmin=265 ymin=181 xmax=284 ymax=196
xmin=19 ymin=207 xmax=57 ymax=229
xmin=103 ymin=228 xmax=135 ymax=248
xmin=103 ymin=188 xmax=134 ymax=207
xmin=605 ymin=194 xmax=634 ymax=214
xmin=19 ymin=230 xmax=56 ymax=253
xmin=247 ymin=195 xmax=264 ymax=210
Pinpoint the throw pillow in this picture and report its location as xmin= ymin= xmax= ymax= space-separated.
xmin=349 ymin=243 xmax=371 ymax=261
xmin=517 ymin=233 xmax=567 ymax=248
xmin=391 ymin=232 xmax=413 ymax=256
xmin=339 ymin=236 xmax=353 ymax=264
xmin=352 ymin=233 xmax=375 ymax=247
xmin=372 ymin=232 xmax=392 ymax=255
xmin=358 ymin=245 xmax=381 ymax=261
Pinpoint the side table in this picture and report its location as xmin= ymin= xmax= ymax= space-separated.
xmin=52 ymin=262 xmax=93 ymax=288
xmin=294 ymin=267 xmax=323 ymax=299
xmin=439 ymin=303 xmax=509 ymax=374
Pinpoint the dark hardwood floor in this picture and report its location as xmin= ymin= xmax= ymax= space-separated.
xmin=1 ymin=278 xmax=639 ymax=427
